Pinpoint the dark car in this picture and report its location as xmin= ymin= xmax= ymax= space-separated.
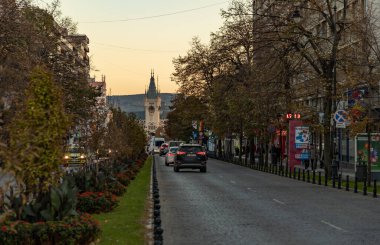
xmin=159 ymin=143 xmax=169 ymax=156
xmin=174 ymin=144 xmax=207 ymax=172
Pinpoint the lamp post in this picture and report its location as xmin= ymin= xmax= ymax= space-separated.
xmin=277 ymin=114 xmax=284 ymax=171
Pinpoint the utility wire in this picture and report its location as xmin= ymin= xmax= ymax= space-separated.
xmin=79 ymin=1 xmax=228 ymax=23
xmin=92 ymin=42 xmax=182 ymax=53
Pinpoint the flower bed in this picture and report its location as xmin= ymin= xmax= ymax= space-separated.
xmin=115 ymin=172 xmax=131 ymax=186
xmin=108 ymin=181 xmax=127 ymax=196
xmin=77 ymin=192 xmax=118 ymax=214
xmin=0 ymin=213 xmax=100 ymax=245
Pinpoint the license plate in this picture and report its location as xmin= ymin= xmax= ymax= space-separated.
xmin=187 ymin=154 xmax=196 ymax=156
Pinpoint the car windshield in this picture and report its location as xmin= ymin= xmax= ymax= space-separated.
xmin=170 ymin=147 xmax=178 ymax=153
xmin=180 ymin=146 xmax=203 ymax=153
xmin=68 ymin=147 xmax=82 ymax=153
xmin=155 ymin=141 xmax=164 ymax=147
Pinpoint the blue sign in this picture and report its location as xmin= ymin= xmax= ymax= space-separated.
xmin=334 ymin=110 xmax=348 ymax=123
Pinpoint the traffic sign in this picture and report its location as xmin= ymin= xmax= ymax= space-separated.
xmin=334 ymin=110 xmax=349 ymax=123
xmin=336 ymin=123 xmax=346 ymax=128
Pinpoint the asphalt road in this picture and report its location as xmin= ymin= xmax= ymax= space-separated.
xmin=155 ymin=155 xmax=380 ymax=245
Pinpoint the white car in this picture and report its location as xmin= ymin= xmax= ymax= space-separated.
xmin=165 ymin=146 xmax=178 ymax=166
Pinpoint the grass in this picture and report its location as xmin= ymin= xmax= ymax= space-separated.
xmin=93 ymin=157 xmax=152 ymax=245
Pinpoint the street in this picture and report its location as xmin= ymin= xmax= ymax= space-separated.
xmin=156 ymin=155 xmax=380 ymax=245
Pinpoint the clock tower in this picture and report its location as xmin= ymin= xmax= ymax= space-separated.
xmin=144 ymin=71 xmax=161 ymax=135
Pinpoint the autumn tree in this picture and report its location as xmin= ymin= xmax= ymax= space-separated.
xmin=2 ymin=67 xmax=69 ymax=199
xmin=105 ymin=108 xmax=146 ymax=162
xmin=165 ymin=94 xmax=207 ymax=141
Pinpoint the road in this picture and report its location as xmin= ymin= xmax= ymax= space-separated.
xmin=155 ymin=155 xmax=380 ymax=245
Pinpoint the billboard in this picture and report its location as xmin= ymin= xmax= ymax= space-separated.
xmin=355 ymin=133 xmax=380 ymax=172
xmin=289 ymin=121 xmax=310 ymax=169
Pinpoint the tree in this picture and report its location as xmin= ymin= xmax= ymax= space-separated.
xmin=164 ymin=94 xmax=207 ymax=142
xmin=2 ymin=67 xmax=69 ymax=199
xmin=105 ymin=108 xmax=146 ymax=162
xmin=0 ymin=0 xmax=97 ymax=144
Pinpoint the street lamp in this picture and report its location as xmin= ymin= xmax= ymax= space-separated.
xmin=277 ymin=113 xmax=284 ymax=171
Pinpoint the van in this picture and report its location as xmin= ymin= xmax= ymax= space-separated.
xmin=148 ymin=137 xmax=165 ymax=154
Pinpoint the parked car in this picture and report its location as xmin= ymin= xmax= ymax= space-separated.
xmin=63 ymin=145 xmax=86 ymax=166
xmin=165 ymin=146 xmax=178 ymax=166
xmin=174 ymin=144 xmax=207 ymax=172
xmin=159 ymin=143 xmax=169 ymax=156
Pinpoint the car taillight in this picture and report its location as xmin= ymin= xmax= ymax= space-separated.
xmin=167 ymin=153 xmax=174 ymax=157
xmin=177 ymin=151 xmax=186 ymax=155
xmin=196 ymin=152 xmax=206 ymax=156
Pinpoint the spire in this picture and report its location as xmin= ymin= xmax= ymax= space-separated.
xmin=146 ymin=70 xmax=158 ymax=99
xmin=157 ymin=76 xmax=159 ymax=94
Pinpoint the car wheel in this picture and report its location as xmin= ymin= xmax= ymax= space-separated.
xmin=165 ymin=160 xmax=169 ymax=166
xmin=174 ymin=166 xmax=179 ymax=172
xmin=201 ymin=167 xmax=207 ymax=173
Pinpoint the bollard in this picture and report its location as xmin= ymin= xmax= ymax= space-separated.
xmin=374 ymin=180 xmax=377 ymax=198
xmin=289 ymin=167 xmax=292 ymax=178
xmin=346 ymin=175 xmax=349 ymax=191
xmin=324 ymin=172 xmax=328 ymax=186
xmin=302 ymin=169 xmax=305 ymax=182
xmin=332 ymin=174 xmax=336 ymax=188
xmin=354 ymin=177 xmax=358 ymax=193
xmin=298 ymin=168 xmax=301 ymax=181
xmin=285 ymin=167 xmax=288 ymax=177
xmin=307 ymin=170 xmax=310 ymax=183
xmin=363 ymin=178 xmax=367 ymax=195
xmin=318 ymin=171 xmax=321 ymax=185
xmin=312 ymin=171 xmax=316 ymax=184
xmin=338 ymin=174 xmax=342 ymax=189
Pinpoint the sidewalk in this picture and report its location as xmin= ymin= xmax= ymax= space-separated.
xmin=230 ymin=155 xmax=356 ymax=178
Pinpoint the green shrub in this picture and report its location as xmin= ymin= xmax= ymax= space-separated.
xmin=115 ymin=172 xmax=131 ymax=186
xmin=108 ymin=181 xmax=127 ymax=196
xmin=0 ymin=213 xmax=100 ymax=245
xmin=77 ymin=192 xmax=118 ymax=214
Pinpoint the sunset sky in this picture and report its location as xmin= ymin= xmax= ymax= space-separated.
xmin=39 ymin=0 xmax=230 ymax=95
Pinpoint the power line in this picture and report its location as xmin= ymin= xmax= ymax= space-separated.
xmin=92 ymin=42 xmax=182 ymax=53
xmin=79 ymin=1 xmax=228 ymax=24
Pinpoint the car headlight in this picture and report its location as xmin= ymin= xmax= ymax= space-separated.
xmin=64 ymin=155 xmax=69 ymax=160
xmin=80 ymin=155 xmax=85 ymax=159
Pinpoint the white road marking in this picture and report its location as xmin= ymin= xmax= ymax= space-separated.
xmin=272 ymin=199 xmax=285 ymax=205
xmin=321 ymin=220 xmax=347 ymax=232
xmin=230 ymin=180 xmax=236 ymax=184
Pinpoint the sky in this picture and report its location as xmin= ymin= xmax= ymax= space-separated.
xmin=37 ymin=0 xmax=230 ymax=95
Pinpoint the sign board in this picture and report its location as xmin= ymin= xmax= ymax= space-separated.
xmin=355 ymin=133 xmax=380 ymax=172
xmin=289 ymin=120 xmax=306 ymax=169
xmin=334 ymin=110 xmax=349 ymax=123
xmin=295 ymin=126 xmax=310 ymax=149
xmin=336 ymin=123 xmax=346 ymax=128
